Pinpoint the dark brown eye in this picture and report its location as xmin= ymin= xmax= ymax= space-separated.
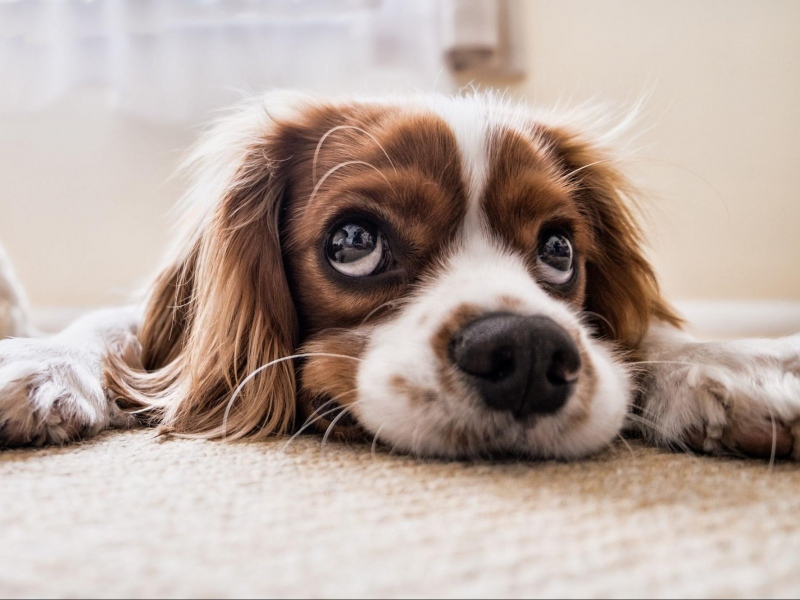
xmin=538 ymin=232 xmax=574 ymax=285
xmin=326 ymin=220 xmax=387 ymax=277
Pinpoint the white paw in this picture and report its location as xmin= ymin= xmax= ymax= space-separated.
xmin=636 ymin=335 xmax=800 ymax=459
xmin=0 ymin=337 xmax=136 ymax=447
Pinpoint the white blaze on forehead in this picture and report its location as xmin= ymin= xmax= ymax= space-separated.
xmin=422 ymin=96 xmax=493 ymax=231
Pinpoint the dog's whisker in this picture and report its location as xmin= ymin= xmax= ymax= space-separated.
xmin=281 ymin=391 xmax=358 ymax=452
xmin=306 ymin=160 xmax=394 ymax=212
xmin=627 ymin=156 xmax=731 ymax=223
xmin=298 ymin=397 xmax=339 ymax=427
xmin=222 ymin=352 xmax=362 ymax=439
xmin=410 ymin=420 xmax=425 ymax=460
xmin=758 ymin=392 xmax=779 ymax=472
xmin=625 ymin=412 xmax=697 ymax=460
xmin=282 ymin=395 xmax=342 ymax=446
xmin=282 ymin=404 xmax=345 ymax=450
xmin=626 ymin=361 xmax=709 ymax=376
xmin=563 ymin=157 xmax=620 ymax=181
xmin=360 ymin=300 xmax=401 ymax=326
xmin=370 ymin=424 xmax=386 ymax=461
xmin=320 ymin=402 xmax=361 ymax=449
xmin=629 ymin=360 xmax=701 ymax=366
xmin=581 ymin=310 xmax=617 ymax=338
xmin=617 ymin=432 xmax=636 ymax=459
xmin=312 ymin=125 xmax=398 ymax=185
xmin=768 ymin=407 xmax=778 ymax=472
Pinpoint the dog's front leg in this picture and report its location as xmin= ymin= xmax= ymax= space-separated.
xmin=633 ymin=321 xmax=800 ymax=459
xmin=0 ymin=307 xmax=142 ymax=447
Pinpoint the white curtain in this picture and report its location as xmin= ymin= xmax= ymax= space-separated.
xmin=0 ymin=0 xmax=515 ymax=123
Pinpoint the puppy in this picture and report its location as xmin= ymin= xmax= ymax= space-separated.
xmin=1 ymin=91 xmax=799 ymax=459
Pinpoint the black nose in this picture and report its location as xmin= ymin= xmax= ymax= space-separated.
xmin=449 ymin=313 xmax=581 ymax=419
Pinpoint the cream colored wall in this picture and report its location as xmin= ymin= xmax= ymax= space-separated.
xmin=0 ymin=91 xmax=193 ymax=307
xmin=0 ymin=0 xmax=798 ymax=307
xmin=502 ymin=0 xmax=800 ymax=301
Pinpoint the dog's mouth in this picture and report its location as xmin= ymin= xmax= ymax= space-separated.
xmin=303 ymin=393 xmax=573 ymax=460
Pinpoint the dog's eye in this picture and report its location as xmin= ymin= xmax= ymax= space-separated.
xmin=326 ymin=220 xmax=387 ymax=277
xmin=537 ymin=232 xmax=574 ymax=285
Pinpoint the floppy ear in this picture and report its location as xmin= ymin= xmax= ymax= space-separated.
xmin=109 ymin=97 xmax=304 ymax=440
xmin=545 ymin=126 xmax=682 ymax=349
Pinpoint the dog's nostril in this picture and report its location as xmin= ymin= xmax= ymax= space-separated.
xmin=449 ymin=313 xmax=581 ymax=418
xmin=453 ymin=344 xmax=516 ymax=382
xmin=488 ymin=348 xmax=515 ymax=381
xmin=546 ymin=349 xmax=581 ymax=386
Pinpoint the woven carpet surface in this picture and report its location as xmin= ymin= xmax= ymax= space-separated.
xmin=1 ymin=430 xmax=799 ymax=598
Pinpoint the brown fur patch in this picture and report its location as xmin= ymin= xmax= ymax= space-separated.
xmin=430 ymin=303 xmax=484 ymax=398
xmin=498 ymin=295 xmax=524 ymax=310
xmin=389 ymin=375 xmax=438 ymax=407
xmin=566 ymin=342 xmax=597 ymax=427
xmin=281 ymin=109 xmax=468 ymax=335
xmin=297 ymin=329 xmax=370 ymax=440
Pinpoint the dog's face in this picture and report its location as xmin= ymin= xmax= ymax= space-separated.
xmin=113 ymin=92 xmax=677 ymax=460
xmin=284 ymin=99 xmax=633 ymax=460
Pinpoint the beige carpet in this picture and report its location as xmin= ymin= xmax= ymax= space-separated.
xmin=1 ymin=431 xmax=799 ymax=598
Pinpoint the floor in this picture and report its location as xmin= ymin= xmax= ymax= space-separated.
xmin=1 ymin=430 xmax=799 ymax=598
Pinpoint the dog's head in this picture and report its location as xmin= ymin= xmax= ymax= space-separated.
xmin=111 ymin=91 xmax=679 ymax=459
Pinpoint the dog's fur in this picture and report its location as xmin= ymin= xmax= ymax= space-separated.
xmin=2 ymin=91 xmax=799 ymax=459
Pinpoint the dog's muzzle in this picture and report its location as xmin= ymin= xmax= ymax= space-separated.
xmin=449 ymin=313 xmax=581 ymax=419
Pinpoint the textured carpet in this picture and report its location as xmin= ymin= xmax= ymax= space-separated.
xmin=1 ymin=431 xmax=799 ymax=598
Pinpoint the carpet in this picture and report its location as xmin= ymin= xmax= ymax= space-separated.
xmin=1 ymin=430 xmax=799 ymax=598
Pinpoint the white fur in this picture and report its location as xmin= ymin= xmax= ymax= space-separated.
xmin=636 ymin=323 xmax=800 ymax=458
xmin=423 ymin=95 xmax=492 ymax=220
xmin=0 ymin=307 xmax=140 ymax=446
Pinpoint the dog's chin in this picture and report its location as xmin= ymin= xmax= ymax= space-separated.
xmin=352 ymin=407 xmax=626 ymax=461
xmin=351 ymin=362 xmax=630 ymax=461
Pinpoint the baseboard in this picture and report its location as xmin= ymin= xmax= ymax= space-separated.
xmin=31 ymin=300 xmax=800 ymax=339
xmin=31 ymin=306 xmax=97 ymax=334
xmin=676 ymin=300 xmax=800 ymax=339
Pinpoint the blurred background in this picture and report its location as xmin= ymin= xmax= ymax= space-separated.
xmin=0 ymin=0 xmax=798 ymax=334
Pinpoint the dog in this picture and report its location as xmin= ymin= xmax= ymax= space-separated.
xmin=1 ymin=91 xmax=799 ymax=460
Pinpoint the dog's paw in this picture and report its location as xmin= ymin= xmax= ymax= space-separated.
xmin=0 ymin=337 xmax=135 ymax=447
xmin=636 ymin=334 xmax=800 ymax=460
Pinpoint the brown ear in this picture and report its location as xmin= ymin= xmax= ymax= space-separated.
xmin=108 ymin=99 xmax=302 ymax=440
xmin=545 ymin=126 xmax=682 ymax=349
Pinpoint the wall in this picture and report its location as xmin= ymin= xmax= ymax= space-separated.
xmin=0 ymin=0 xmax=798 ymax=307
xmin=0 ymin=91 xmax=191 ymax=306
xmin=503 ymin=0 xmax=800 ymax=301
